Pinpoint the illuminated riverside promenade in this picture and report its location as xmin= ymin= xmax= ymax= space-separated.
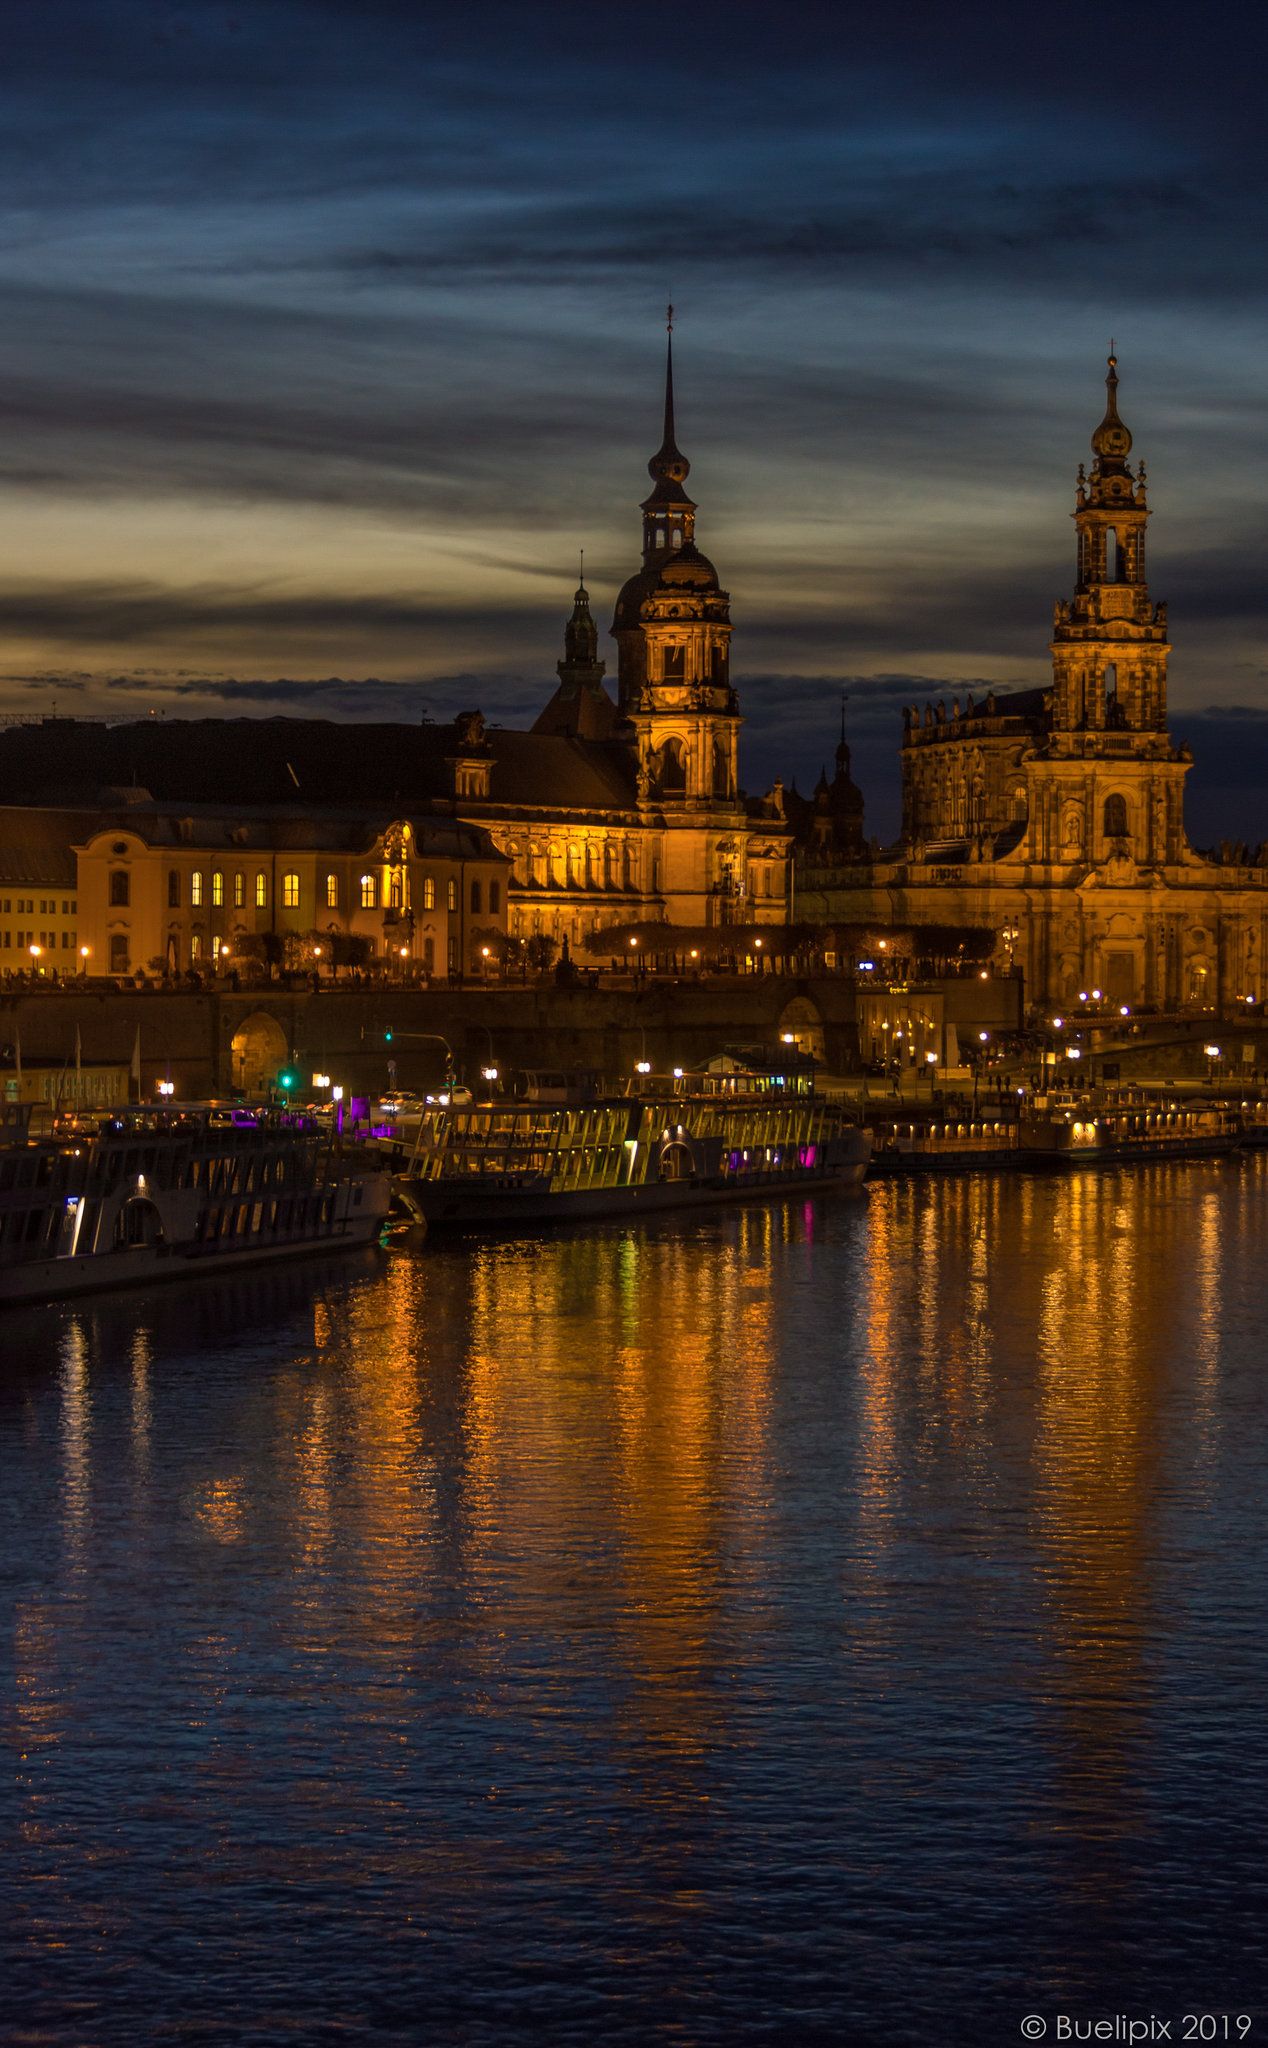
xmin=2 ymin=1163 xmax=1266 ymax=2043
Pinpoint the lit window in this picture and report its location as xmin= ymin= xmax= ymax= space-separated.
xmin=255 ymin=872 xmax=267 ymax=908
xmin=360 ymin=874 xmax=377 ymax=910
xmin=423 ymin=877 xmax=435 ymax=911
xmin=447 ymin=879 xmax=457 ymax=912
xmin=325 ymin=873 xmax=339 ymax=908
xmin=233 ymin=872 xmax=245 ymax=908
xmin=282 ymin=872 xmax=300 ymax=909
xmin=211 ymin=871 xmax=224 ymax=907
xmin=191 ymin=871 xmax=204 ymax=908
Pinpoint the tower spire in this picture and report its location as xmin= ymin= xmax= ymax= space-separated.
xmin=663 ymin=304 xmax=675 ymax=449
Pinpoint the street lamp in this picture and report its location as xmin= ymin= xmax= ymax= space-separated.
xmin=636 ymin=1060 xmax=651 ymax=1075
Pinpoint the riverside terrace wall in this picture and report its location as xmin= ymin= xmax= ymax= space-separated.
xmin=0 ymin=979 xmax=863 ymax=1100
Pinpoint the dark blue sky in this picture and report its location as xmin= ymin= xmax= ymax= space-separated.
xmin=0 ymin=0 xmax=1264 ymax=840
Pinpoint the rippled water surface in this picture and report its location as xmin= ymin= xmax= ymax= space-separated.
xmin=3 ymin=1163 xmax=1268 ymax=2045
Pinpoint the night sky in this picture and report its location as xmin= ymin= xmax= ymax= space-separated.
xmin=1 ymin=0 xmax=1265 ymax=843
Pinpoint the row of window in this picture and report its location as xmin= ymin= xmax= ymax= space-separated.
xmin=147 ymin=870 xmax=500 ymax=914
xmin=0 ymin=897 xmax=76 ymax=916
xmin=2 ymin=931 xmax=77 ymax=950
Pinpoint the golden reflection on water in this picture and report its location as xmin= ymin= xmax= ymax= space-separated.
xmin=26 ymin=1162 xmax=1267 ymax=1923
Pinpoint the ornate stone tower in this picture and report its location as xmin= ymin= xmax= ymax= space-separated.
xmin=1050 ymin=351 xmax=1170 ymax=739
xmin=609 ymin=313 xmax=786 ymax=927
xmin=1033 ymin=351 xmax=1190 ymax=873
xmin=612 ymin=310 xmax=740 ymax=808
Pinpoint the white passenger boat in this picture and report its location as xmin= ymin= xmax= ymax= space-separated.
xmin=0 ymin=1103 xmax=391 ymax=1307
xmin=376 ymin=1065 xmax=871 ymax=1230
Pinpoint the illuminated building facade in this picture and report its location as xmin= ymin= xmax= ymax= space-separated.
xmin=71 ymin=807 xmax=508 ymax=980
xmin=0 ymin=329 xmax=790 ymax=973
xmin=798 ymin=357 xmax=1268 ymax=1013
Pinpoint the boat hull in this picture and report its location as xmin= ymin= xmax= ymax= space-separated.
xmin=394 ymin=1156 xmax=868 ymax=1230
xmin=869 ymin=1131 xmax=1241 ymax=1175
xmin=0 ymin=1206 xmax=390 ymax=1308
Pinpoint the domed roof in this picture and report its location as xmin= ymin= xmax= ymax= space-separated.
xmin=613 ymin=542 xmax=724 ymax=627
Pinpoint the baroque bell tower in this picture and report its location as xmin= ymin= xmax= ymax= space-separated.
xmin=612 ymin=310 xmax=739 ymax=805
xmin=1051 ymin=351 xmax=1170 ymax=739
xmin=609 ymin=313 xmax=787 ymax=927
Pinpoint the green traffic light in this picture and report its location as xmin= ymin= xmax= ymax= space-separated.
xmin=384 ymin=1028 xmax=393 ymax=1043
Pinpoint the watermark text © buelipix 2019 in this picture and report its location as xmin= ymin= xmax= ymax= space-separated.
xmin=1020 ymin=2020 xmax=1252 ymax=2042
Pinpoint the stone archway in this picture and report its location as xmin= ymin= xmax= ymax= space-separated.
xmin=230 ymin=1011 xmax=288 ymax=1096
xmin=778 ymin=996 xmax=827 ymax=1064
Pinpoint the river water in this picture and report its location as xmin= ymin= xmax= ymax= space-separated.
xmin=2 ymin=1161 xmax=1267 ymax=2046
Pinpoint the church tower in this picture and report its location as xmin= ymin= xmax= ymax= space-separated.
xmin=612 ymin=312 xmax=740 ymax=808
xmin=1050 ymin=351 xmax=1171 ymax=739
xmin=609 ymin=314 xmax=787 ymax=927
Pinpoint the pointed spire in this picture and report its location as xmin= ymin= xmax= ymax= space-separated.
xmin=663 ymin=304 xmax=675 ymax=448
xmin=647 ymin=303 xmax=691 ymax=492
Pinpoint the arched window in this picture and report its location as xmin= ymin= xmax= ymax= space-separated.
xmin=233 ymin=872 xmax=245 ymax=908
xmin=360 ymin=874 xmax=377 ymax=910
xmin=282 ymin=872 xmax=300 ymax=909
xmin=190 ymin=933 xmax=202 ymax=963
xmin=1011 ymin=787 xmax=1028 ymax=824
xmin=470 ymin=879 xmax=482 ymax=914
xmin=1103 ymin=793 xmax=1128 ymax=839
xmin=389 ymin=876 xmax=403 ymax=909
xmin=191 ymin=871 xmax=204 ymax=908
xmin=168 ymin=871 xmax=181 ymax=908
xmin=447 ymin=878 xmax=458 ymax=912
xmin=423 ymin=877 xmax=435 ymax=911
xmin=211 ymin=871 xmax=224 ymax=907
xmin=489 ymin=880 xmax=500 ymax=915
xmin=659 ymin=737 xmax=687 ymax=793
xmin=325 ymin=874 xmax=339 ymax=909
xmin=255 ymin=872 xmax=268 ymax=908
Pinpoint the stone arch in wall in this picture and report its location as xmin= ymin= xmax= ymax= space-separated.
xmin=230 ymin=1011 xmax=289 ymax=1095
xmin=778 ymin=996 xmax=826 ymax=1065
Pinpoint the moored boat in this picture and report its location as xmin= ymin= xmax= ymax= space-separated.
xmin=0 ymin=1103 xmax=391 ymax=1308
xmin=377 ymin=1065 xmax=871 ymax=1229
xmin=868 ymin=1096 xmax=1244 ymax=1174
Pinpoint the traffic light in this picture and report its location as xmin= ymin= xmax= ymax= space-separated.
xmin=384 ymin=1027 xmax=393 ymax=1044
xmin=278 ymin=1069 xmax=295 ymax=1090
